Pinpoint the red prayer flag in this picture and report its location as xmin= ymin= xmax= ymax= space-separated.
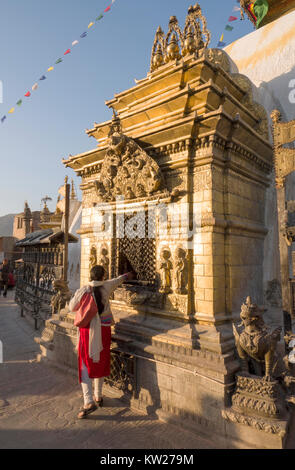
xmin=64 ymin=49 xmax=71 ymax=55
xmin=25 ymin=91 xmax=31 ymax=97
xmin=104 ymin=5 xmax=111 ymax=12
xmin=228 ymin=16 xmax=238 ymax=21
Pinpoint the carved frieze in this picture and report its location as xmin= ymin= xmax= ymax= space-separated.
xmin=86 ymin=114 xmax=165 ymax=203
xmin=113 ymin=286 xmax=164 ymax=309
xmin=231 ymin=373 xmax=285 ymax=419
xmin=222 ymin=408 xmax=287 ymax=437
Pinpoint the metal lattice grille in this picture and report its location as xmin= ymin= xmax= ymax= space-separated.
xmin=105 ymin=349 xmax=136 ymax=395
xmin=117 ymin=211 xmax=156 ymax=284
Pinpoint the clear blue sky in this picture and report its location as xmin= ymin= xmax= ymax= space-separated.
xmin=0 ymin=0 xmax=252 ymax=216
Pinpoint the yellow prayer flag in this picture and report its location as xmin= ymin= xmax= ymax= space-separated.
xmin=8 ymin=108 xmax=15 ymax=114
xmin=57 ymin=198 xmax=65 ymax=214
xmin=58 ymin=184 xmax=66 ymax=198
xmin=88 ymin=22 xmax=94 ymax=28
xmin=48 ymin=66 xmax=54 ymax=72
xmin=220 ymin=33 xmax=224 ymax=42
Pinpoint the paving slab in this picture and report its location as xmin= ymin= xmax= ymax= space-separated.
xmin=0 ymin=291 xmax=214 ymax=450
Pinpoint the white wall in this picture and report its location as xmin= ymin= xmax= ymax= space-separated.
xmin=225 ymin=10 xmax=295 ymax=291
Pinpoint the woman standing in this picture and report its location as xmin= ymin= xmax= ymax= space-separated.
xmin=69 ymin=265 xmax=133 ymax=419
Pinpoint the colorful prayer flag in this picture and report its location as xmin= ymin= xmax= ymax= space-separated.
xmin=253 ymin=0 xmax=269 ymax=28
xmin=1 ymin=0 xmax=117 ymax=126
xmin=220 ymin=33 xmax=224 ymax=42
xmin=228 ymin=16 xmax=238 ymax=21
xmin=217 ymin=41 xmax=226 ymax=48
xmin=225 ymin=25 xmax=234 ymax=31
xmin=233 ymin=6 xmax=240 ymax=11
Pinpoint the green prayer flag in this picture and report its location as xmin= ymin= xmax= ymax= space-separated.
xmin=254 ymin=0 xmax=269 ymax=28
xmin=225 ymin=25 xmax=233 ymax=31
xmin=96 ymin=14 xmax=103 ymax=20
xmin=55 ymin=58 xmax=63 ymax=64
xmin=16 ymin=100 xmax=22 ymax=106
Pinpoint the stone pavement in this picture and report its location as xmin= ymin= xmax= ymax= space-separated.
xmin=0 ymin=291 xmax=214 ymax=450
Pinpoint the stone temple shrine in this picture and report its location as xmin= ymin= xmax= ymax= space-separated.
xmin=38 ymin=2 xmax=295 ymax=448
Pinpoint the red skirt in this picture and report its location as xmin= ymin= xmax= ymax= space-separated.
xmin=78 ymin=325 xmax=111 ymax=383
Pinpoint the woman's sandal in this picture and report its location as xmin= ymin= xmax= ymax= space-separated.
xmin=77 ymin=403 xmax=97 ymax=419
xmin=94 ymin=397 xmax=103 ymax=407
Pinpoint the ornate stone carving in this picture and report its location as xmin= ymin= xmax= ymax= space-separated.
xmin=100 ymin=246 xmax=110 ymax=280
xmin=222 ymin=408 xmax=287 ymax=437
xmin=113 ymin=285 xmax=164 ymax=308
xmin=159 ymin=247 xmax=173 ymax=294
xmin=271 ymin=109 xmax=295 ymax=183
xmin=233 ymin=296 xmax=283 ymax=380
xmin=91 ymin=114 xmax=164 ymax=202
xmin=174 ymin=247 xmax=188 ymax=295
xmin=89 ymin=245 xmax=97 ymax=272
xmin=231 ymin=373 xmax=286 ymax=419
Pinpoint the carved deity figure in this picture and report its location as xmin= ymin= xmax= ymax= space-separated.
xmin=100 ymin=247 xmax=110 ymax=280
xmin=51 ymin=279 xmax=72 ymax=316
xmin=159 ymin=248 xmax=173 ymax=294
xmin=94 ymin=113 xmax=164 ymax=202
xmin=233 ymin=297 xmax=283 ymax=381
xmin=89 ymin=246 xmax=97 ymax=273
xmin=175 ymin=247 xmax=188 ymax=294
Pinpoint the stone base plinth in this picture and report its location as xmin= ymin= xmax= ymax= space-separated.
xmin=35 ymin=309 xmax=295 ymax=449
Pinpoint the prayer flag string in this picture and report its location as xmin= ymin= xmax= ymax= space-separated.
xmin=216 ymin=0 xmax=241 ymax=48
xmin=1 ymin=0 xmax=117 ymax=124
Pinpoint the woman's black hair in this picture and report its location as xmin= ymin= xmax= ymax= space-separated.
xmin=90 ymin=265 xmax=105 ymax=315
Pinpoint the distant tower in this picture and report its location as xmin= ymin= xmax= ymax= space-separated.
xmin=71 ymin=179 xmax=77 ymax=200
xmin=23 ymin=201 xmax=32 ymax=235
xmin=40 ymin=196 xmax=52 ymax=223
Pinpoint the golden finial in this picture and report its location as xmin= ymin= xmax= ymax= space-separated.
xmin=166 ymin=32 xmax=181 ymax=61
xmin=153 ymin=43 xmax=164 ymax=69
xmin=150 ymin=26 xmax=165 ymax=73
xmin=164 ymin=15 xmax=183 ymax=61
xmin=183 ymin=2 xmax=210 ymax=56
xmin=71 ymin=179 xmax=77 ymax=200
